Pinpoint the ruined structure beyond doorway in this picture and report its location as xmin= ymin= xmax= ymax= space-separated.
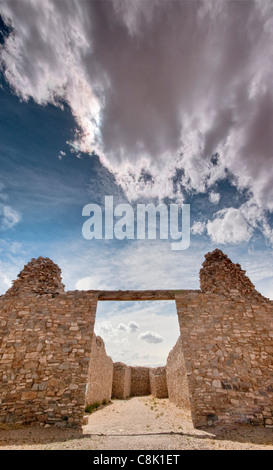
xmin=0 ymin=250 xmax=272 ymax=428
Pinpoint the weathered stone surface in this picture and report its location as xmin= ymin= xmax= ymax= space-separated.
xmin=5 ymin=257 xmax=65 ymax=296
xmin=0 ymin=259 xmax=97 ymax=427
xmin=175 ymin=287 xmax=273 ymax=427
xmin=200 ymin=249 xmax=265 ymax=300
xmin=85 ymin=334 xmax=113 ymax=405
xmin=149 ymin=367 xmax=168 ymax=398
xmin=166 ymin=337 xmax=190 ymax=409
xmin=112 ymin=362 xmax=131 ymax=399
xmin=0 ymin=251 xmax=272 ymax=429
xmin=130 ymin=367 xmax=150 ymax=396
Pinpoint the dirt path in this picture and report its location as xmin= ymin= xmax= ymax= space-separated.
xmin=0 ymin=396 xmax=272 ymax=450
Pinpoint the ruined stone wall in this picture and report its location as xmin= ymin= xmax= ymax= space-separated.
xmin=175 ymin=251 xmax=273 ymax=427
xmin=0 ymin=258 xmax=98 ymax=428
xmin=112 ymin=362 xmax=131 ymax=399
xmin=85 ymin=335 xmax=113 ymax=406
xmin=1 ymin=250 xmax=273 ymax=430
xmin=149 ymin=367 xmax=168 ymax=398
xmin=130 ymin=366 xmax=150 ymax=396
xmin=200 ymin=249 xmax=264 ymax=300
xmin=166 ymin=337 xmax=190 ymax=409
xmin=5 ymin=257 xmax=65 ymax=297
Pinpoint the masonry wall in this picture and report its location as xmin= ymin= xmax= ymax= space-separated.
xmin=1 ymin=250 xmax=273 ymax=430
xmin=112 ymin=362 xmax=131 ymax=399
xmin=130 ymin=366 xmax=150 ymax=396
xmin=166 ymin=337 xmax=190 ymax=409
xmin=0 ymin=291 xmax=98 ymax=427
xmin=149 ymin=367 xmax=168 ymax=398
xmin=85 ymin=335 xmax=113 ymax=406
xmin=0 ymin=257 xmax=98 ymax=428
xmin=175 ymin=291 xmax=273 ymax=427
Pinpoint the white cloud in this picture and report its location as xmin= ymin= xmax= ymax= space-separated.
xmin=1 ymin=0 xmax=273 ymax=222
xmin=94 ymin=300 xmax=180 ymax=366
xmin=0 ymin=272 xmax=11 ymax=289
xmin=207 ymin=208 xmax=253 ymax=244
xmin=58 ymin=150 xmax=66 ymax=160
xmin=0 ymin=255 xmax=26 ymax=296
xmin=75 ymin=275 xmax=110 ymax=290
xmin=98 ymin=321 xmax=115 ymax=336
xmin=138 ymin=331 xmax=164 ymax=344
xmin=209 ymin=192 xmax=221 ymax=205
xmin=0 ymin=204 xmax=21 ymax=230
xmin=0 ymin=184 xmax=21 ymax=231
xmin=117 ymin=323 xmax=127 ymax=332
xmin=191 ymin=221 xmax=206 ymax=235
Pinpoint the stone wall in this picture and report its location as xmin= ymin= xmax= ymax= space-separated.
xmin=130 ymin=366 xmax=150 ymax=396
xmin=166 ymin=337 xmax=190 ymax=409
xmin=149 ymin=367 xmax=168 ymax=398
xmin=0 ymin=258 xmax=98 ymax=428
xmin=112 ymin=364 xmax=168 ymax=398
xmin=85 ymin=335 xmax=113 ymax=406
xmin=176 ymin=251 xmax=273 ymax=427
xmin=1 ymin=250 xmax=273 ymax=429
xmin=200 ymin=249 xmax=264 ymax=300
xmin=112 ymin=362 xmax=131 ymax=399
xmin=5 ymin=257 xmax=65 ymax=296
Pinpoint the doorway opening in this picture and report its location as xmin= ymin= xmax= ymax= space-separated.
xmin=84 ymin=299 xmax=192 ymax=431
xmin=95 ymin=300 xmax=179 ymax=366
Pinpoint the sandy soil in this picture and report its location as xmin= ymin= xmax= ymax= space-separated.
xmin=0 ymin=396 xmax=272 ymax=450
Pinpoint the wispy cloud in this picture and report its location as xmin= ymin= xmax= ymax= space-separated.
xmin=0 ymin=184 xmax=21 ymax=230
xmin=0 ymin=204 xmax=21 ymax=230
xmin=1 ymin=0 xmax=273 ymax=223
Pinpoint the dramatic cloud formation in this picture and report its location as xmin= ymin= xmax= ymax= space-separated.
xmin=138 ymin=331 xmax=164 ymax=344
xmin=1 ymin=0 xmax=273 ymax=217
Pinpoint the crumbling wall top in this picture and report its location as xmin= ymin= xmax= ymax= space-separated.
xmin=4 ymin=257 xmax=65 ymax=297
xmin=200 ymin=249 xmax=264 ymax=299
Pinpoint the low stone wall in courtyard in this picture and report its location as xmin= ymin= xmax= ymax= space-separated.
xmin=85 ymin=335 xmax=113 ymax=406
xmin=112 ymin=362 xmax=131 ymax=399
xmin=149 ymin=366 xmax=168 ymax=398
xmin=166 ymin=337 xmax=191 ymax=410
xmin=130 ymin=366 xmax=150 ymax=396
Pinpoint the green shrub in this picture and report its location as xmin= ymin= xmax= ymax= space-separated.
xmin=84 ymin=402 xmax=100 ymax=413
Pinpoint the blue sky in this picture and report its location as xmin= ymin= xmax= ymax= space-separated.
xmin=1 ymin=0 xmax=273 ymax=366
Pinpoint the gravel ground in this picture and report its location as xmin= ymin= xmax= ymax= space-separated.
xmin=0 ymin=396 xmax=272 ymax=450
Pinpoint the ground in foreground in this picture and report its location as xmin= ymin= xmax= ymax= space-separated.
xmin=0 ymin=397 xmax=272 ymax=450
